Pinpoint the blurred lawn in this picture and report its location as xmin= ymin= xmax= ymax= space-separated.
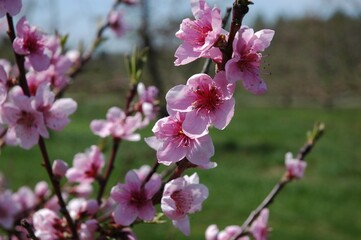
xmin=0 ymin=93 xmax=360 ymax=240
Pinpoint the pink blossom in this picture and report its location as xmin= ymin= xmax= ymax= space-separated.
xmin=136 ymin=82 xmax=159 ymax=125
xmin=13 ymin=186 xmax=36 ymax=212
xmin=90 ymin=107 xmax=142 ymax=141
xmin=52 ymin=159 xmax=68 ymax=178
xmin=174 ymin=0 xmax=222 ymax=66
xmin=34 ymin=83 xmax=77 ymax=131
xmin=0 ymin=0 xmax=22 ymax=17
xmin=166 ymin=71 xmax=235 ymax=137
xmin=79 ymin=219 xmax=98 ymax=240
xmin=205 ymin=224 xmax=249 ymax=240
xmin=33 ymin=208 xmax=67 ymax=239
xmin=161 ymin=173 xmax=208 ymax=236
xmin=110 ymin=170 xmax=161 ymax=226
xmin=174 ymin=0 xmax=223 ymax=65
xmin=35 ymin=181 xmax=50 ymax=200
xmin=0 ymin=191 xmax=19 ymax=229
xmin=67 ymin=198 xmax=98 ymax=220
xmin=108 ymin=10 xmax=126 ymax=37
xmin=1 ymin=86 xmax=48 ymax=149
xmin=225 ymin=26 xmax=275 ymax=95
xmin=66 ymin=145 xmax=105 ymax=183
xmin=145 ymin=112 xmax=215 ymax=167
xmin=13 ymin=17 xmax=50 ymax=71
xmin=68 ymin=183 xmax=93 ymax=198
xmin=40 ymin=36 xmax=73 ymax=90
xmin=250 ymin=208 xmax=269 ymax=240
xmin=285 ymin=152 xmax=307 ymax=180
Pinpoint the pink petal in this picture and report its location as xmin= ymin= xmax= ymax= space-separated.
xmin=145 ymin=175 xmax=161 ymax=199
xmin=253 ymin=29 xmax=275 ymax=52
xmin=166 ymin=84 xmax=194 ymax=111
xmin=113 ymin=204 xmax=138 ymax=226
xmin=28 ymin=53 xmax=50 ymax=72
xmin=225 ymin=57 xmax=243 ymax=83
xmin=186 ymin=134 xmax=214 ymax=166
xmin=15 ymin=125 xmax=40 ymax=149
xmin=144 ymin=136 xmax=163 ymax=151
xmin=138 ymin=201 xmax=155 ymax=221
xmin=182 ymin=110 xmax=209 ymax=138
xmin=106 ymin=107 xmax=125 ymax=121
xmin=242 ymin=71 xmax=267 ymax=95
xmin=125 ymin=171 xmax=141 ymax=192
xmin=173 ymin=216 xmax=190 ymax=236
xmin=174 ymin=43 xmax=202 ymax=66
xmin=5 ymin=0 xmax=22 ymax=16
xmin=212 ymin=98 xmax=235 ymax=130
xmin=157 ymin=141 xmax=187 ymax=165
xmin=90 ymin=120 xmax=111 ymax=138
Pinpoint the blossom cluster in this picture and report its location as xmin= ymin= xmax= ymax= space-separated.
xmin=0 ymin=0 xmax=311 ymax=239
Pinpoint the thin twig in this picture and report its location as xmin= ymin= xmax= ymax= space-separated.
xmin=219 ymin=0 xmax=251 ymax=71
xmin=6 ymin=14 xmax=79 ymax=239
xmin=6 ymin=14 xmax=30 ymax=96
xmin=21 ymin=219 xmax=39 ymax=240
xmin=97 ymin=137 xmax=121 ymax=204
xmin=230 ymin=123 xmax=325 ymax=240
xmin=141 ymin=161 xmax=160 ymax=188
xmin=38 ymin=138 xmax=79 ymax=239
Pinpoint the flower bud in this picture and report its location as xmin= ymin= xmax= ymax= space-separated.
xmin=85 ymin=199 xmax=99 ymax=215
xmin=52 ymin=159 xmax=68 ymax=178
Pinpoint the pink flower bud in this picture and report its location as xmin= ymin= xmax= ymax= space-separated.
xmin=34 ymin=181 xmax=50 ymax=199
xmin=85 ymin=199 xmax=99 ymax=215
xmin=285 ymin=152 xmax=307 ymax=180
xmin=52 ymin=159 xmax=68 ymax=177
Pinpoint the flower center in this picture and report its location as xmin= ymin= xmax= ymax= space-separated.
xmin=237 ymin=52 xmax=261 ymax=72
xmin=0 ymin=204 xmax=8 ymax=218
xmin=130 ymin=190 xmax=147 ymax=209
xmin=185 ymin=19 xmax=212 ymax=47
xmin=193 ymin=85 xmax=221 ymax=113
xmin=171 ymin=190 xmax=192 ymax=215
xmin=17 ymin=111 xmax=36 ymax=128
xmin=23 ymin=33 xmax=41 ymax=53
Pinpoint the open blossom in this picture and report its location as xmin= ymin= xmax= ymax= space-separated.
xmin=174 ymin=0 xmax=223 ymax=65
xmin=12 ymin=186 xmax=36 ymax=213
xmin=90 ymin=106 xmax=142 ymax=141
xmin=161 ymin=173 xmax=208 ymax=236
xmin=79 ymin=219 xmax=98 ymax=240
xmin=285 ymin=152 xmax=307 ymax=179
xmin=34 ymin=83 xmax=77 ymax=131
xmin=166 ymin=71 xmax=235 ymax=137
xmin=33 ymin=208 xmax=68 ymax=239
xmin=108 ymin=10 xmax=126 ymax=37
xmin=250 ymin=208 xmax=269 ymax=240
xmin=67 ymin=198 xmax=99 ymax=220
xmin=145 ymin=112 xmax=215 ymax=167
xmin=66 ymin=145 xmax=105 ymax=183
xmin=30 ymin=36 xmax=73 ymax=91
xmin=0 ymin=191 xmax=19 ymax=229
xmin=110 ymin=170 xmax=161 ymax=226
xmin=1 ymin=86 xmax=48 ymax=149
xmin=136 ymin=82 xmax=159 ymax=124
xmin=206 ymin=224 xmax=249 ymax=240
xmin=225 ymin=26 xmax=275 ymax=95
xmin=0 ymin=0 xmax=22 ymax=17
xmin=13 ymin=17 xmax=50 ymax=71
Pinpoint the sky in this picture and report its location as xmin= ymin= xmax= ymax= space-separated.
xmin=13 ymin=0 xmax=361 ymax=53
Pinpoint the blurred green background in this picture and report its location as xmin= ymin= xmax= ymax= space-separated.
xmin=0 ymin=5 xmax=361 ymax=240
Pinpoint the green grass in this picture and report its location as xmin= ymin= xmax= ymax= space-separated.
xmin=0 ymin=95 xmax=360 ymax=239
